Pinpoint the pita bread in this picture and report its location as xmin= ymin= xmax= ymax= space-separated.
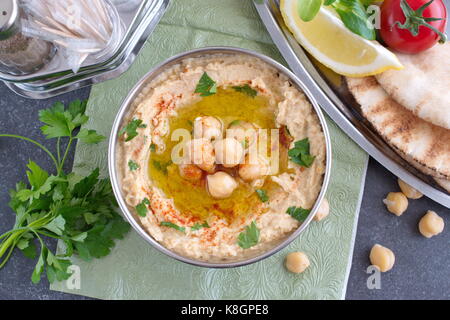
xmin=435 ymin=178 xmax=450 ymax=193
xmin=375 ymin=42 xmax=450 ymax=130
xmin=346 ymin=76 xmax=450 ymax=179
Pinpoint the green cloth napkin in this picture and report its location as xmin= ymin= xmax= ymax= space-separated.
xmin=50 ymin=0 xmax=368 ymax=300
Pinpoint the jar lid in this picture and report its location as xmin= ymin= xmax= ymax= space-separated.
xmin=0 ymin=0 xmax=19 ymax=40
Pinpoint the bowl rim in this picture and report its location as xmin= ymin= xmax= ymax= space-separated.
xmin=108 ymin=46 xmax=333 ymax=268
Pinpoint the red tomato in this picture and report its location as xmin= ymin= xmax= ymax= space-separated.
xmin=380 ymin=0 xmax=447 ymax=54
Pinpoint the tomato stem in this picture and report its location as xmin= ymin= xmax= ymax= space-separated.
xmin=395 ymin=0 xmax=447 ymax=43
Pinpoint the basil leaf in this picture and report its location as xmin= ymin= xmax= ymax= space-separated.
xmin=331 ymin=0 xmax=376 ymax=40
xmin=297 ymin=0 xmax=323 ymax=22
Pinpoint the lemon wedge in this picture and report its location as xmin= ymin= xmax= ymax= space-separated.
xmin=280 ymin=0 xmax=403 ymax=77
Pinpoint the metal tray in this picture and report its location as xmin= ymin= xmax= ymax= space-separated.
xmin=2 ymin=0 xmax=170 ymax=99
xmin=254 ymin=0 xmax=450 ymax=208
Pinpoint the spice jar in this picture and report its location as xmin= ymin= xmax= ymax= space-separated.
xmin=0 ymin=0 xmax=55 ymax=76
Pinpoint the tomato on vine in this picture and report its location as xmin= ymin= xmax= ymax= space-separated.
xmin=380 ymin=0 xmax=447 ymax=54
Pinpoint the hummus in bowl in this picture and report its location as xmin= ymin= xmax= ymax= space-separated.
xmin=109 ymin=47 xmax=331 ymax=267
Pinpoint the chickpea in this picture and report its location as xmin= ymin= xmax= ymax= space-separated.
xmin=398 ymin=179 xmax=423 ymax=199
xmin=178 ymin=164 xmax=203 ymax=182
xmin=238 ymin=155 xmax=270 ymax=181
xmin=214 ymin=138 xmax=244 ymax=168
xmin=313 ymin=198 xmax=330 ymax=221
xmin=383 ymin=192 xmax=408 ymax=216
xmin=419 ymin=210 xmax=444 ymax=238
xmin=285 ymin=252 xmax=310 ymax=274
xmin=369 ymin=244 xmax=395 ymax=272
xmin=227 ymin=120 xmax=258 ymax=149
xmin=184 ymin=138 xmax=216 ymax=173
xmin=194 ymin=116 xmax=223 ymax=141
xmin=206 ymin=172 xmax=238 ymax=199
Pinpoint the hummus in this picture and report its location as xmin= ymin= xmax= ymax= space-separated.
xmin=117 ymin=54 xmax=326 ymax=262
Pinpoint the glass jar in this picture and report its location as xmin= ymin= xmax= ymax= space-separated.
xmin=0 ymin=0 xmax=55 ymax=76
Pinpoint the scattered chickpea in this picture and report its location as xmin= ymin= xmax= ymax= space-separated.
xmin=206 ymin=172 xmax=238 ymax=199
xmin=398 ymin=179 xmax=423 ymax=199
xmin=194 ymin=116 xmax=223 ymax=141
xmin=214 ymin=138 xmax=244 ymax=168
xmin=314 ymin=198 xmax=330 ymax=221
xmin=285 ymin=252 xmax=310 ymax=274
xmin=178 ymin=164 xmax=203 ymax=182
xmin=383 ymin=192 xmax=408 ymax=216
xmin=419 ymin=210 xmax=444 ymax=238
xmin=238 ymin=155 xmax=270 ymax=181
xmin=369 ymin=244 xmax=395 ymax=272
xmin=185 ymin=138 xmax=216 ymax=173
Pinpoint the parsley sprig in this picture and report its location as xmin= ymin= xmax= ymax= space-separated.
xmin=237 ymin=221 xmax=260 ymax=249
xmin=0 ymin=100 xmax=130 ymax=284
xmin=195 ymin=72 xmax=217 ymax=97
xmin=288 ymin=138 xmax=316 ymax=168
xmin=232 ymin=84 xmax=257 ymax=98
xmin=255 ymin=189 xmax=269 ymax=203
xmin=287 ymin=206 xmax=311 ymax=222
xmin=191 ymin=222 xmax=210 ymax=231
xmin=160 ymin=221 xmax=186 ymax=233
xmin=128 ymin=160 xmax=140 ymax=171
xmin=119 ymin=118 xmax=147 ymax=142
xmin=135 ymin=198 xmax=150 ymax=217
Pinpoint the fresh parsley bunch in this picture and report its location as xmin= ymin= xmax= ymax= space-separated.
xmin=0 ymin=100 xmax=130 ymax=284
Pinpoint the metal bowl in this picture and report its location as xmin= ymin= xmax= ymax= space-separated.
xmin=108 ymin=47 xmax=332 ymax=268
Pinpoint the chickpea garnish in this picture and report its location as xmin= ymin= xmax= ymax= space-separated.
xmin=214 ymin=138 xmax=244 ymax=168
xmin=206 ymin=172 xmax=238 ymax=199
xmin=285 ymin=252 xmax=310 ymax=274
xmin=398 ymin=179 xmax=423 ymax=199
xmin=419 ymin=210 xmax=444 ymax=238
xmin=313 ymin=198 xmax=330 ymax=221
xmin=369 ymin=244 xmax=395 ymax=272
xmin=383 ymin=192 xmax=408 ymax=216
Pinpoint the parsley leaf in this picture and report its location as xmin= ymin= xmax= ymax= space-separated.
xmin=150 ymin=143 xmax=156 ymax=152
xmin=152 ymin=160 xmax=172 ymax=175
xmin=161 ymin=221 xmax=186 ymax=233
xmin=0 ymin=100 xmax=130 ymax=284
xmin=232 ymin=84 xmax=258 ymax=98
xmin=229 ymin=120 xmax=241 ymax=127
xmin=135 ymin=198 xmax=150 ymax=217
xmin=287 ymin=206 xmax=311 ymax=222
xmin=119 ymin=119 xmax=147 ymax=142
xmin=76 ymin=129 xmax=105 ymax=144
xmin=128 ymin=160 xmax=140 ymax=171
xmin=191 ymin=222 xmax=210 ymax=231
xmin=237 ymin=221 xmax=260 ymax=249
xmin=195 ymin=72 xmax=217 ymax=97
xmin=288 ymin=138 xmax=316 ymax=168
xmin=255 ymin=189 xmax=269 ymax=203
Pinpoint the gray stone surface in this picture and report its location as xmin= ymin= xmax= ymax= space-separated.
xmin=0 ymin=82 xmax=448 ymax=300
